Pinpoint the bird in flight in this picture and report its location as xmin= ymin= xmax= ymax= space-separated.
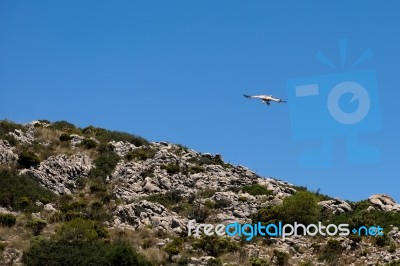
xmin=243 ymin=94 xmax=287 ymax=105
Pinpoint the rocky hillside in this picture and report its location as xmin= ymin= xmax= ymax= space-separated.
xmin=0 ymin=120 xmax=399 ymax=266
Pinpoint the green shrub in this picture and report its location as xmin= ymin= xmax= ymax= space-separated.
xmin=106 ymin=240 xmax=151 ymax=266
xmin=81 ymin=138 xmax=97 ymax=149
xmin=23 ymin=238 xmax=151 ymax=266
xmin=125 ymin=147 xmax=156 ymax=161
xmin=0 ymin=170 xmax=56 ymax=212
xmin=82 ymin=126 xmax=149 ymax=147
xmin=75 ymin=176 xmax=86 ymax=189
xmin=206 ymin=258 xmax=223 ymax=266
xmin=28 ymin=219 xmax=47 ymax=235
xmin=242 ymin=184 xmax=272 ymax=196
xmin=273 ymin=249 xmax=289 ymax=266
xmin=125 ymin=147 xmax=157 ymax=161
xmin=90 ymin=183 xmax=107 ymax=193
xmin=197 ymin=189 xmax=216 ymax=199
xmin=50 ymin=121 xmax=81 ymax=133
xmin=252 ymin=191 xmax=320 ymax=227
xmin=17 ymin=196 xmax=30 ymax=209
xmin=389 ymin=242 xmax=397 ymax=253
xmin=161 ymin=163 xmax=180 ymax=175
xmin=0 ymin=213 xmax=16 ymax=227
xmin=375 ymin=234 xmax=389 ymax=247
xmin=97 ymin=143 xmax=115 ymax=153
xmin=193 ymin=235 xmax=239 ymax=257
xmin=279 ymin=191 xmax=320 ymax=225
xmin=59 ymin=133 xmax=72 ymax=142
xmin=56 ymin=218 xmax=99 ymax=242
xmin=177 ymin=256 xmax=190 ymax=265
xmin=89 ymin=151 xmax=120 ymax=181
xmin=330 ymin=208 xmax=400 ymax=232
xmin=164 ymin=237 xmax=184 ymax=258
xmin=17 ymin=150 xmax=41 ymax=168
xmin=189 ymin=205 xmax=210 ymax=223
xmin=318 ymin=239 xmax=344 ymax=264
xmin=0 ymin=120 xmax=24 ymax=146
xmin=239 ymin=196 xmax=248 ymax=202
xmin=188 ymin=165 xmax=205 ymax=174
xmin=249 ymin=257 xmax=270 ymax=266
xmin=189 ymin=154 xmax=231 ymax=168
xmin=349 ymin=234 xmax=362 ymax=249
xmin=91 ymin=201 xmax=103 ymax=210
xmin=204 ymin=199 xmax=215 ymax=209
xmin=146 ymin=190 xmax=183 ymax=207
xmin=386 ymin=260 xmax=400 ymax=266
xmin=214 ymin=198 xmax=232 ymax=209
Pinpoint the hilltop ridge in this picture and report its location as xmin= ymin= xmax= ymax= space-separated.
xmin=0 ymin=119 xmax=399 ymax=265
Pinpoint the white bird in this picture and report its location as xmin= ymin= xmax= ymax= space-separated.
xmin=243 ymin=94 xmax=287 ymax=105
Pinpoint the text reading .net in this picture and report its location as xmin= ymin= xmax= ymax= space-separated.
xmin=188 ymin=221 xmax=383 ymax=241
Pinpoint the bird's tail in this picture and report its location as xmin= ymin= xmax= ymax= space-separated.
xmin=280 ymin=100 xmax=287 ymax=103
xmin=243 ymin=94 xmax=252 ymax=99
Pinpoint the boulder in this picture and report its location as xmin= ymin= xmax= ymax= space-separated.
xmin=109 ymin=141 xmax=137 ymax=157
xmin=318 ymin=198 xmax=352 ymax=214
xmin=113 ymin=200 xmax=187 ymax=234
xmin=0 ymin=140 xmax=17 ymax=164
xmin=9 ymin=124 xmax=35 ymax=144
xmin=21 ymin=154 xmax=92 ymax=195
xmin=368 ymin=194 xmax=399 ymax=212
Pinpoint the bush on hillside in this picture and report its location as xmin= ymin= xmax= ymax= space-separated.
xmin=273 ymin=249 xmax=289 ymax=266
xmin=0 ymin=120 xmax=23 ymax=146
xmin=0 ymin=170 xmax=56 ymax=212
xmin=17 ymin=150 xmax=41 ymax=168
xmin=192 ymin=235 xmax=239 ymax=257
xmin=125 ymin=147 xmax=156 ymax=161
xmin=242 ymin=184 xmax=273 ymax=196
xmin=28 ymin=219 xmax=47 ymax=236
xmin=252 ymin=191 xmax=320 ymax=226
xmin=0 ymin=213 xmax=17 ymax=227
xmin=279 ymin=191 xmax=321 ymax=225
xmin=318 ymin=239 xmax=344 ymax=264
xmin=59 ymin=133 xmax=72 ymax=142
xmin=50 ymin=121 xmax=81 ymax=134
xmin=81 ymin=138 xmax=97 ymax=149
xmin=23 ymin=237 xmax=151 ymax=266
xmin=146 ymin=190 xmax=183 ymax=207
xmin=89 ymin=151 xmax=120 ymax=181
xmin=82 ymin=126 xmax=148 ymax=147
xmin=161 ymin=163 xmax=180 ymax=175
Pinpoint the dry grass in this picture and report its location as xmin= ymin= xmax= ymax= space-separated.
xmin=35 ymin=127 xmax=60 ymax=144
xmin=142 ymin=247 xmax=168 ymax=265
xmin=0 ymin=216 xmax=33 ymax=255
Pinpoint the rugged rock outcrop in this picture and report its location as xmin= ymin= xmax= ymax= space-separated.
xmin=0 ymin=140 xmax=17 ymax=164
xmin=113 ymin=200 xmax=187 ymax=234
xmin=70 ymin=134 xmax=85 ymax=148
xmin=109 ymin=143 xmax=294 ymax=201
xmin=318 ymin=198 xmax=352 ymax=214
xmin=369 ymin=194 xmax=400 ymax=212
xmin=21 ymin=154 xmax=93 ymax=195
xmin=1 ymin=120 xmax=400 ymax=265
xmin=109 ymin=140 xmax=137 ymax=157
xmin=9 ymin=124 xmax=35 ymax=144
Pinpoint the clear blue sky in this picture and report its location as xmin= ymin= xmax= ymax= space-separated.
xmin=1 ymin=1 xmax=399 ymax=201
